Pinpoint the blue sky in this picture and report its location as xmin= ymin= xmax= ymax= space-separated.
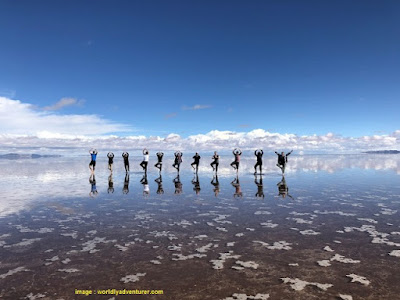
xmin=0 ymin=0 xmax=399 ymax=141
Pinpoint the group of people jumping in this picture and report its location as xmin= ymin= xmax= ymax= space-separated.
xmin=89 ymin=148 xmax=294 ymax=175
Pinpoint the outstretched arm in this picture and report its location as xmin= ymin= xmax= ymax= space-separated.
xmin=275 ymin=151 xmax=279 ymax=155
xmin=287 ymin=150 xmax=293 ymax=156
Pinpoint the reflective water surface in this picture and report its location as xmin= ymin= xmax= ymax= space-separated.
xmin=0 ymin=154 xmax=400 ymax=299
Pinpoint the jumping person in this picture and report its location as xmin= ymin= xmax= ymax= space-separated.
xmin=191 ymin=152 xmax=201 ymax=173
xmin=172 ymin=151 xmax=183 ymax=173
xmin=274 ymin=150 xmax=293 ymax=174
xmin=107 ymin=152 xmax=114 ymax=172
xmin=122 ymin=152 xmax=130 ymax=173
xmin=254 ymin=149 xmax=263 ymax=175
xmin=140 ymin=149 xmax=149 ymax=174
xmin=155 ymin=152 xmax=164 ymax=172
xmin=230 ymin=148 xmax=242 ymax=172
xmin=210 ymin=151 xmax=219 ymax=173
xmin=89 ymin=149 xmax=98 ymax=173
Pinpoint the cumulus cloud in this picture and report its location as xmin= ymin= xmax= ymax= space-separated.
xmin=0 ymin=96 xmax=132 ymax=136
xmin=0 ymin=96 xmax=399 ymax=154
xmin=182 ymin=104 xmax=212 ymax=110
xmin=43 ymin=97 xmax=85 ymax=111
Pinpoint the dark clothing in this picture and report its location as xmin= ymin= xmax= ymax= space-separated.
xmin=255 ymin=150 xmax=263 ymax=163
xmin=275 ymin=151 xmax=292 ymax=165
xmin=157 ymin=153 xmax=164 ymax=162
xmin=89 ymin=160 xmax=96 ymax=167
xmin=192 ymin=154 xmax=201 ymax=164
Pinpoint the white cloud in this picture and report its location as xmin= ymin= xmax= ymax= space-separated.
xmin=182 ymin=104 xmax=212 ymax=110
xmin=43 ymin=97 xmax=85 ymax=111
xmin=0 ymin=96 xmax=399 ymax=154
xmin=0 ymin=97 xmax=131 ymax=136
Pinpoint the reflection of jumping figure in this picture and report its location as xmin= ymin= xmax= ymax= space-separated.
xmin=123 ymin=173 xmax=130 ymax=194
xmin=191 ymin=152 xmax=201 ymax=173
xmin=210 ymin=151 xmax=219 ymax=173
xmin=155 ymin=152 xmax=164 ymax=172
xmin=107 ymin=152 xmax=114 ymax=172
xmin=231 ymin=175 xmax=243 ymax=198
xmin=254 ymin=149 xmax=263 ymax=174
xmin=155 ymin=175 xmax=164 ymax=194
xmin=140 ymin=149 xmax=149 ymax=174
xmin=89 ymin=149 xmax=98 ymax=173
xmin=172 ymin=151 xmax=183 ymax=173
xmin=173 ymin=174 xmax=183 ymax=194
xmin=211 ymin=175 xmax=220 ymax=197
xmin=275 ymin=150 xmax=293 ymax=175
xmin=192 ymin=173 xmax=201 ymax=195
xmin=89 ymin=174 xmax=98 ymax=197
xmin=254 ymin=174 xmax=264 ymax=198
xmin=230 ymin=149 xmax=242 ymax=172
xmin=122 ymin=152 xmax=130 ymax=173
xmin=277 ymin=176 xmax=293 ymax=199
xmin=108 ymin=174 xmax=114 ymax=194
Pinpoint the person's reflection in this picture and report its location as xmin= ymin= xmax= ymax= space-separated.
xmin=141 ymin=174 xmax=149 ymax=197
xmin=173 ymin=174 xmax=183 ymax=194
xmin=277 ymin=176 xmax=293 ymax=199
xmin=231 ymin=175 xmax=243 ymax=198
xmin=155 ymin=175 xmax=164 ymax=194
xmin=108 ymin=174 xmax=114 ymax=194
xmin=255 ymin=174 xmax=264 ymax=199
xmin=192 ymin=173 xmax=201 ymax=195
xmin=211 ymin=175 xmax=220 ymax=197
xmin=89 ymin=174 xmax=98 ymax=197
xmin=123 ymin=173 xmax=130 ymax=194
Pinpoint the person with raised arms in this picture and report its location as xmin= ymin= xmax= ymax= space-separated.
xmin=275 ymin=150 xmax=293 ymax=175
xmin=140 ymin=149 xmax=149 ymax=174
xmin=254 ymin=149 xmax=263 ymax=175
xmin=122 ymin=152 xmax=130 ymax=173
xmin=89 ymin=149 xmax=98 ymax=173
xmin=230 ymin=148 xmax=242 ymax=172
xmin=191 ymin=152 xmax=201 ymax=173
xmin=172 ymin=151 xmax=183 ymax=173
xmin=107 ymin=152 xmax=114 ymax=172
xmin=155 ymin=152 xmax=164 ymax=172
xmin=210 ymin=151 xmax=219 ymax=173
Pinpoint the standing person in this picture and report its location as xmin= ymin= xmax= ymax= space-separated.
xmin=230 ymin=148 xmax=242 ymax=172
xmin=107 ymin=152 xmax=114 ymax=172
xmin=89 ymin=149 xmax=98 ymax=173
xmin=254 ymin=149 xmax=264 ymax=175
xmin=140 ymin=149 xmax=149 ymax=174
xmin=191 ymin=152 xmax=201 ymax=173
xmin=155 ymin=152 xmax=164 ymax=172
xmin=122 ymin=152 xmax=130 ymax=173
xmin=210 ymin=151 xmax=219 ymax=173
xmin=172 ymin=151 xmax=183 ymax=173
xmin=274 ymin=150 xmax=293 ymax=175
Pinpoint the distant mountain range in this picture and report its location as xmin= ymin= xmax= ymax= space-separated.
xmin=363 ymin=150 xmax=399 ymax=154
xmin=0 ymin=153 xmax=61 ymax=159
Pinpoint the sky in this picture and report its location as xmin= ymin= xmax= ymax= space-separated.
xmin=0 ymin=0 xmax=399 ymax=153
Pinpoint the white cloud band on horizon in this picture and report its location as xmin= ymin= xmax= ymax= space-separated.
xmin=0 ymin=96 xmax=399 ymax=153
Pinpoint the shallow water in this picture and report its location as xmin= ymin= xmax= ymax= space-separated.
xmin=0 ymin=154 xmax=400 ymax=299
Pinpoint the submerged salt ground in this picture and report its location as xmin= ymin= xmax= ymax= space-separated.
xmin=0 ymin=154 xmax=400 ymax=299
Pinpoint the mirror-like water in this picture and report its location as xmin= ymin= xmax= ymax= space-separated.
xmin=1 ymin=154 xmax=400 ymax=299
